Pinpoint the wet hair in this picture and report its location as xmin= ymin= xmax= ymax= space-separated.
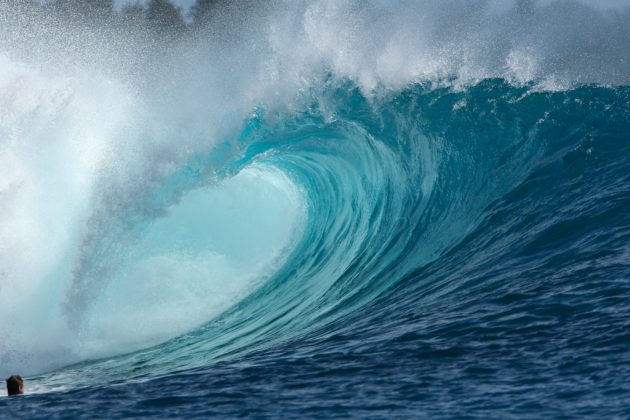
xmin=6 ymin=375 xmax=23 ymax=396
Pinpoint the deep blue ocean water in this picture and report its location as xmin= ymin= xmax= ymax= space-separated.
xmin=1 ymin=1 xmax=630 ymax=418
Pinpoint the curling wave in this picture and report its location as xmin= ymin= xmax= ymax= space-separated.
xmin=1 ymin=3 xmax=629 ymax=409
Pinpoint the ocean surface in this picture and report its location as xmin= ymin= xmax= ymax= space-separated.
xmin=1 ymin=1 xmax=629 ymax=418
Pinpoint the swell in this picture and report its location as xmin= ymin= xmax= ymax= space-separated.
xmin=30 ymin=80 xmax=630 ymax=392
xmin=2 ymin=0 xmax=630 ymax=390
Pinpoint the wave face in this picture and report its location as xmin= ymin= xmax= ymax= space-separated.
xmin=1 ymin=0 xmax=630 ymax=417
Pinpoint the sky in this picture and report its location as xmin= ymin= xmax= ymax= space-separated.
xmin=115 ymin=0 xmax=195 ymax=12
xmin=537 ymin=0 xmax=629 ymax=9
xmin=114 ymin=0 xmax=630 ymax=14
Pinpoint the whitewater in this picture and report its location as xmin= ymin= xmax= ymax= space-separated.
xmin=1 ymin=0 xmax=629 ymax=417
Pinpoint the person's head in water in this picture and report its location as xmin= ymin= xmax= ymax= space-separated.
xmin=6 ymin=375 xmax=24 ymax=396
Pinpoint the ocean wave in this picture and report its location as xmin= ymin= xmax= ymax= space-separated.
xmin=1 ymin=3 xmax=629 ymax=404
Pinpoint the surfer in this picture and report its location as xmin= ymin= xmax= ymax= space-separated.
xmin=6 ymin=375 xmax=24 ymax=396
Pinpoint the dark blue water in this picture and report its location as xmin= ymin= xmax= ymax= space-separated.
xmin=2 ymin=79 xmax=629 ymax=418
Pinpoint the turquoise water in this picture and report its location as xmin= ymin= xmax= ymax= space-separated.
xmin=1 ymin=1 xmax=630 ymax=417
